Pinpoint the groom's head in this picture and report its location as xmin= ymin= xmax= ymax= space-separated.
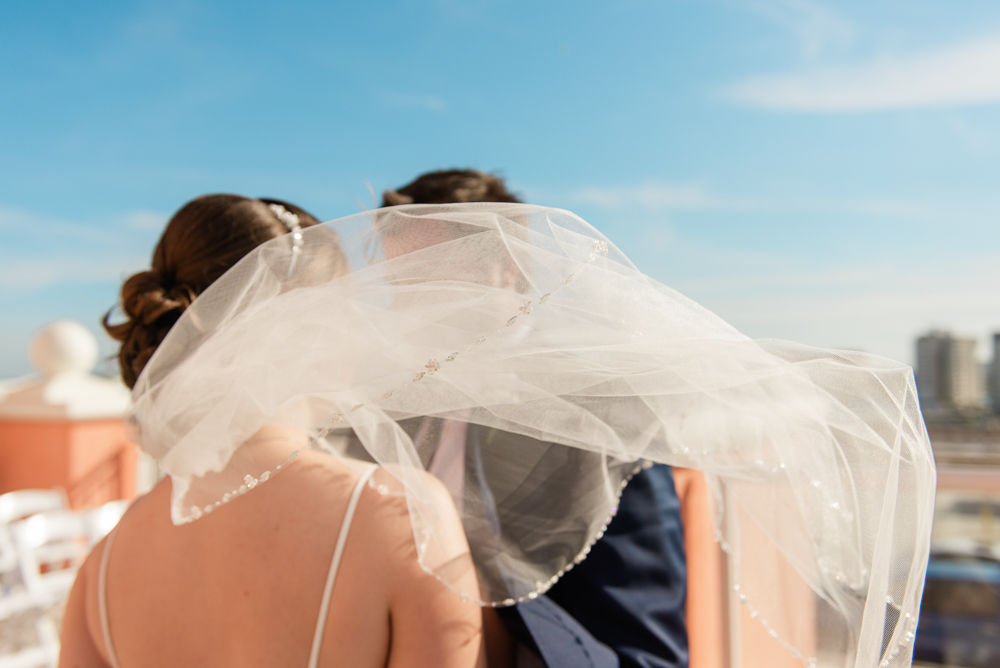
xmin=382 ymin=169 xmax=521 ymax=206
xmin=379 ymin=169 xmax=527 ymax=290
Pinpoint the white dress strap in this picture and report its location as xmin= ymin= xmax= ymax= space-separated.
xmin=307 ymin=465 xmax=378 ymax=668
xmin=98 ymin=525 xmax=123 ymax=668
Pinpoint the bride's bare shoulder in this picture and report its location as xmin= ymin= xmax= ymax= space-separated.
xmin=343 ymin=464 xmax=469 ymax=568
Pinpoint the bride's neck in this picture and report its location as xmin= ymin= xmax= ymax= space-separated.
xmin=243 ymin=424 xmax=311 ymax=450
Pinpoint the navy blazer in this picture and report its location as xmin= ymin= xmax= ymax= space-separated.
xmin=354 ymin=421 xmax=689 ymax=668
xmin=497 ymin=464 xmax=688 ymax=668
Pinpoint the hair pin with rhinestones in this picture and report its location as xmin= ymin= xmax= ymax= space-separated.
xmin=269 ymin=203 xmax=303 ymax=277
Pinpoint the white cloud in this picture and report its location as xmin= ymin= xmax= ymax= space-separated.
xmin=663 ymin=245 xmax=1000 ymax=366
xmin=0 ymin=206 xmax=158 ymax=289
xmin=554 ymin=179 xmax=992 ymax=365
xmin=123 ymin=210 xmax=168 ymax=230
xmin=377 ymin=90 xmax=447 ymax=112
xmin=748 ymin=0 xmax=855 ymax=59
xmin=837 ymin=199 xmax=938 ymax=219
xmin=564 ymin=180 xmax=937 ymax=220
xmin=0 ymin=206 xmax=115 ymax=244
xmin=431 ymin=0 xmax=496 ymax=21
xmin=0 ymin=255 xmax=147 ymax=290
xmin=727 ymin=34 xmax=1000 ymax=111
xmin=568 ymin=182 xmax=751 ymax=211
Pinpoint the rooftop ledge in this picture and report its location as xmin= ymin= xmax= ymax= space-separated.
xmin=0 ymin=320 xmax=130 ymax=421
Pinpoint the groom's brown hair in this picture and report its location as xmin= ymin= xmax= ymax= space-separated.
xmin=382 ymin=169 xmax=521 ymax=206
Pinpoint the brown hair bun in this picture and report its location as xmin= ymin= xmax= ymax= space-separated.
xmin=105 ymin=194 xmax=323 ymax=388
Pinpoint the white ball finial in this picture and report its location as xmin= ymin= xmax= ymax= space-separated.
xmin=29 ymin=320 xmax=99 ymax=377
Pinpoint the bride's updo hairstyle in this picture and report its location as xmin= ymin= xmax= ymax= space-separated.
xmin=105 ymin=194 xmax=323 ymax=389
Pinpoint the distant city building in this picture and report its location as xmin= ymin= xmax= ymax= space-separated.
xmin=992 ymin=333 xmax=1000 ymax=413
xmin=916 ymin=330 xmax=984 ymax=411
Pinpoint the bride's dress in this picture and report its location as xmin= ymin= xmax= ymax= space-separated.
xmin=131 ymin=203 xmax=934 ymax=668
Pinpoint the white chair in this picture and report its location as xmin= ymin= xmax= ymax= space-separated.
xmin=0 ymin=491 xmax=68 ymax=526
xmin=0 ymin=525 xmax=17 ymax=580
xmin=0 ymin=616 xmax=60 ymax=668
xmin=0 ymin=524 xmax=22 ymax=613
xmin=10 ymin=511 xmax=88 ymax=604
xmin=0 ymin=511 xmax=87 ymax=631
xmin=83 ymin=500 xmax=129 ymax=545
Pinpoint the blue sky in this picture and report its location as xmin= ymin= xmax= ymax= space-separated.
xmin=2 ymin=0 xmax=999 ymax=377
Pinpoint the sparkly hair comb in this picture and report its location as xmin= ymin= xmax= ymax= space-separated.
xmin=268 ymin=203 xmax=303 ymax=277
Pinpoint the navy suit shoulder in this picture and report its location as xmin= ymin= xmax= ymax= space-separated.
xmin=507 ymin=464 xmax=689 ymax=668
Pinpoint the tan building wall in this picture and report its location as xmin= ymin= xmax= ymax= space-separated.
xmin=0 ymin=418 xmax=137 ymax=508
xmin=916 ymin=331 xmax=983 ymax=410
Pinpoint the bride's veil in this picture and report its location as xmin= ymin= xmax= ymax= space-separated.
xmin=130 ymin=203 xmax=934 ymax=668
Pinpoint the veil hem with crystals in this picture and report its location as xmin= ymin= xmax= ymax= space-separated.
xmin=129 ymin=203 xmax=934 ymax=668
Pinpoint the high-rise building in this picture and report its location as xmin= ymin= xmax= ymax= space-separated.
xmin=991 ymin=333 xmax=1000 ymax=413
xmin=916 ymin=332 xmax=947 ymax=408
xmin=915 ymin=330 xmax=984 ymax=411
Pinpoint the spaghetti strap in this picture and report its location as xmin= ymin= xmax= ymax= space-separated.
xmin=307 ymin=465 xmax=378 ymax=668
xmin=98 ymin=525 xmax=123 ymax=668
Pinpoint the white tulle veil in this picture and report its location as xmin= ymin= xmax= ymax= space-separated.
xmin=129 ymin=203 xmax=934 ymax=668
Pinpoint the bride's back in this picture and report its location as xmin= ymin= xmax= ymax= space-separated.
xmin=62 ymin=448 xmax=484 ymax=668
xmin=58 ymin=195 xmax=484 ymax=668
